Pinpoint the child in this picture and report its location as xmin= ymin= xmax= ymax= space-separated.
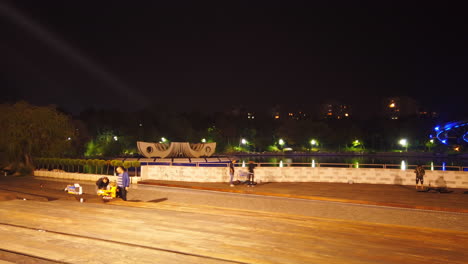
xmin=97 ymin=181 xmax=117 ymax=199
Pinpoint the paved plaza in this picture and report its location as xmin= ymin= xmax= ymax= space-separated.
xmin=1 ymin=176 xmax=468 ymax=263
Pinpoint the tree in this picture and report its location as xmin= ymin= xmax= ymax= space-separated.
xmin=0 ymin=102 xmax=76 ymax=170
xmin=132 ymin=161 xmax=141 ymax=176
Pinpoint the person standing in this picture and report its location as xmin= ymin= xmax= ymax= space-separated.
xmin=414 ymin=164 xmax=425 ymax=190
xmin=247 ymin=160 xmax=256 ymax=187
xmin=229 ymin=160 xmax=237 ymax=187
xmin=116 ymin=166 xmax=130 ymax=201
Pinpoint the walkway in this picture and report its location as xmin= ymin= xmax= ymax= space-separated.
xmin=139 ymin=180 xmax=468 ymax=213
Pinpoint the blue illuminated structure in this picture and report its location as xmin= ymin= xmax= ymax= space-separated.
xmin=434 ymin=120 xmax=468 ymax=145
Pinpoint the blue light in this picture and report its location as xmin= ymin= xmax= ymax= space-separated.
xmin=433 ymin=120 xmax=468 ymax=145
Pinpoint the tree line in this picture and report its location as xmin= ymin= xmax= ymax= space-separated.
xmin=0 ymin=101 xmax=456 ymax=174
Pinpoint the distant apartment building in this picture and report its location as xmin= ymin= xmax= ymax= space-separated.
xmin=270 ymin=105 xmax=310 ymax=120
xmin=320 ymin=102 xmax=351 ymax=120
xmin=383 ymin=97 xmax=419 ymax=120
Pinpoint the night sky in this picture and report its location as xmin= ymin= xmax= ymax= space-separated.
xmin=1 ymin=1 xmax=467 ymax=116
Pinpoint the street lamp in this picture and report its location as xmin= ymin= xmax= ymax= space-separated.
xmin=399 ymin=138 xmax=408 ymax=152
xmin=241 ymin=138 xmax=247 ymax=145
xmin=310 ymin=139 xmax=317 ymax=146
xmin=279 ymin=139 xmax=285 ymax=146
xmin=201 ymin=138 xmax=206 ymax=143
xmin=352 ymin=140 xmax=360 ymax=147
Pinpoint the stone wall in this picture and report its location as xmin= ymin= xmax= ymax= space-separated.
xmin=34 ymin=166 xmax=468 ymax=189
xmin=141 ymin=165 xmax=468 ymax=188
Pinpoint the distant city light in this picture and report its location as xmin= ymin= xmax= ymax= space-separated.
xmin=201 ymin=138 xmax=206 ymax=143
xmin=67 ymin=137 xmax=71 ymax=140
xmin=161 ymin=137 xmax=167 ymax=143
xmin=310 ymin=139 xmax=317 ymax=146
xmin=113 ymin=136 xmax=118 ymax=141
xmin=278 ymin=139 xmax=285 ymax=146
xmin=389 ymin=103 xmax=395 ymax=108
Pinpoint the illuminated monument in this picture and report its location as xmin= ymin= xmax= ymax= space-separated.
xmin=137 ymin=141 xmax=216 ymax=158
xmin=433 ymin=120 xmax=468 ymax=145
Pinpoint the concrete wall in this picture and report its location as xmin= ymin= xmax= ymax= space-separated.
xmin=141 ymin=165 xmax=468 ymax=189
xmin=34 ymin=170 xmax=141 ymax=184
xmin=141 ymin=166 xmax=229 ymax=183
xmin=34 ymin=166 xmax=468 ymax=189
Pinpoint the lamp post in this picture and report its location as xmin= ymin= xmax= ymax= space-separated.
xmin=310 ymin=139 xmax=317 ymax=151
xmin=399 ymin=138 xmax=408 ymax=152
xmin=279 ymin=138 xmax=285 ymax=146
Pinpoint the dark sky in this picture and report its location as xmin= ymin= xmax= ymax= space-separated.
xmin=1 ymin=1 xmax=467 ymax=116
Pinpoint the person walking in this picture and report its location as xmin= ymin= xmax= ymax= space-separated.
xmin=414 ymin=164 xmax=425 ymax=190
xmin=247 ymin=160 xmax=256 ymax=187
xmin=229 ymin=160 xmax=237 ymax=187
xmin=116 ymin=166 xmax=130 ymax=201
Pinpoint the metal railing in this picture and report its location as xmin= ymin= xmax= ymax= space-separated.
xmin=141 ymin=160 xmax=468 ymax=171
xmin=235 ymin=162 xmax=468 ymax=171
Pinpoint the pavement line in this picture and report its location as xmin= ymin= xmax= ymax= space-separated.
xmin=0 ymin=222 xmax=250 ymax=264
xmin=0 ymin=248 xmax=67 ymax=264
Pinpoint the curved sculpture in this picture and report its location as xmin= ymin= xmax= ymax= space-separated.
xmin=434 ymin=120 xmax=468 ymax=145
xmin=137 ymin=141 xmax=216 ymax=158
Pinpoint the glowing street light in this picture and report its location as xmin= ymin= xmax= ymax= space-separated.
xmin=399 ymin=138 xmax=408 ymax=152
xmin=161 ymin=137 xmax=167 ymax=143
xmin=352 ymin=139 xmax=361 ymax=147
xmin=310 ymin=139 xmax=317 ymax=146
xmin=279 ymin=139 xmax=285 ymax=146
xmin=113 ymin=136 xmax=118 ymax=141
xmin=241 ymin=138 xmax=247 ymax=145
xmin=201 ymin=138 xmax=206 ymax=143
